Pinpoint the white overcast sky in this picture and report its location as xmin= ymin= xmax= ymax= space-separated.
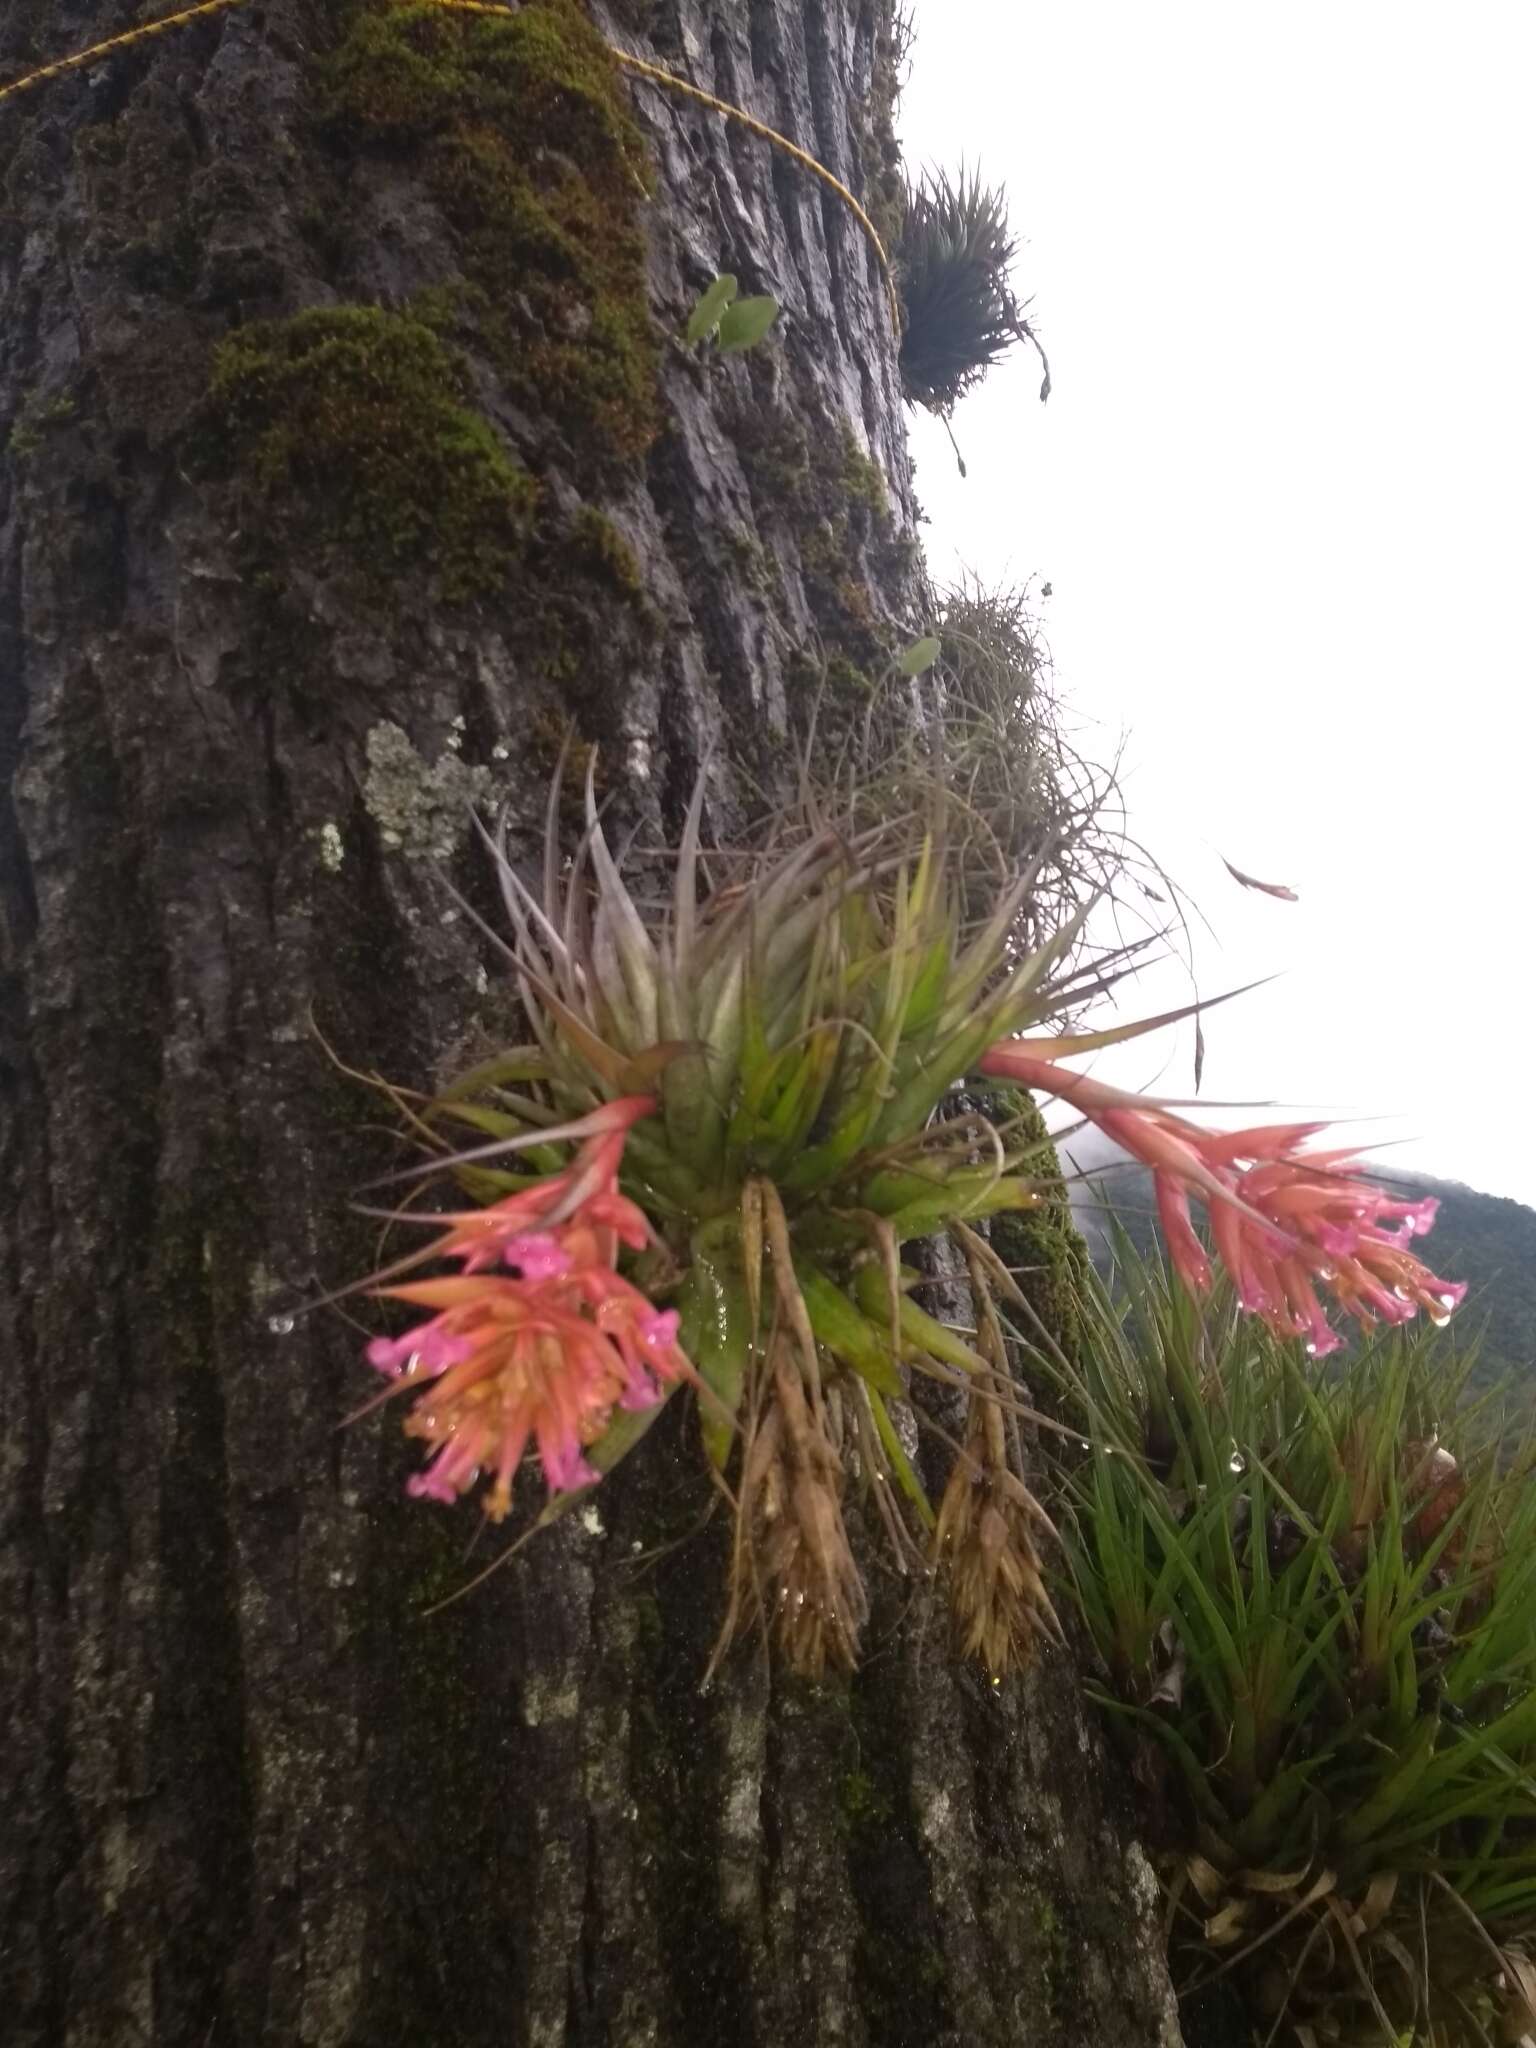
xmin=899 ymin=1 xmax=1536 ymax=1205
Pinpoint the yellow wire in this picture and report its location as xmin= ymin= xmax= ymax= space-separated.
xmin=0 ymin=0 xmax=249 ymax=105
xmin=0 ymin=0 xmax=900 ymax=324
xmin=620 ymin=45 xmax=900 ymax=320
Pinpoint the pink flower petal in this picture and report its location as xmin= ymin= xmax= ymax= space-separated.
xmin=640 ymin=1309 xmax=682 ymax=1351
xmin=502 ymin=1232 xmax=573 ymax=1280
xmin=1155 ymin=1174 xmax=1212 ymax=1294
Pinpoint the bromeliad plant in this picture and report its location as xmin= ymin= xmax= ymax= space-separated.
xmin=348 ymin=715 xmax=1467 ymax=1682
xmin=896 ymin=165 xmax=1051 ymax=420
xmin=1030 ymin=1245 xmax=1536 ymax=2047
xmin=354 ymin=732 xmax=1120 ymax=1675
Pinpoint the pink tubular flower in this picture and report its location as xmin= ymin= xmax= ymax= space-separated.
xmin=363 ymin=1097 xmax=694 ymax=1517
xmin=980 ymin=1045 xmax=1464 ymax=1355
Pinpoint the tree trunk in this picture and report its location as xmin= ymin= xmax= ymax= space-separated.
xmin=0 ymin=3 xmax=1181 ymax=2043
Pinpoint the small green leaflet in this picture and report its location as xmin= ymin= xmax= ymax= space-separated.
xmin=685 ymin=276 xmax=780 ymax=353
xmin=685 ymin=273 xmax=738 ymax=344
xmin=897 ymin=635 xmax=942 ymax=676
xmin=716 ymin=295 xmax=780 ymax=353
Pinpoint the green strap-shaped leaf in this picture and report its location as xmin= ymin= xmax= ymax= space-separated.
xmin=865 ymin=1387 xmax=935 ymax=1528
xmin=852 ymin=1265 xmax=992 ymax=1378
xmin=435 ymin=1048 xmax=553 ymax=1098
xmin=677 ymin=1250 xmax=753 ymax=1469
xmin=796 ymin=1261 xmax=903 ymax=1396
xmin=859 ymin=1164 xmax=1039 ymax=1241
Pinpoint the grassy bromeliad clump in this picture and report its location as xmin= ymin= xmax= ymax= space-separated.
xmin=1030 ymin=1244 xmax=1536 ymax=2046
xmin=336 ymin=683 xmax=1469 ymax=1686
xmin=929 ymin=576 xmax=1115 ymax=913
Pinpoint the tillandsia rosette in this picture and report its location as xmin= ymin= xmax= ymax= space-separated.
xmin=897 ymin=166 xmax=1037 ymax=413
xmin=347 ymin=741 xmax=1464 ymax=1679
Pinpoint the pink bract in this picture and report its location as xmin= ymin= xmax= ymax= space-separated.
xmin=981 ymin=1046 xmax=1464 ymax=1354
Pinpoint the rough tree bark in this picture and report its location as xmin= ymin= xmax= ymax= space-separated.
xmin=0 ymin=3 xmax=1182 ymax=2043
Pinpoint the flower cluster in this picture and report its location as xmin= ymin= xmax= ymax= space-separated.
xmin=365 ymin=1097 xmax=693 ymax=1517
xmin=980 ymin=1048 xmax=1465 ymax=1356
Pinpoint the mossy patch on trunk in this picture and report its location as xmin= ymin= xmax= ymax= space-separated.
xmin=731 ymin=400 xmax=910 ymax=721
xmin=320 ymin=0 xmax=659 ymax=472
xmin=201 ymin=303 xmax=538 ymax=600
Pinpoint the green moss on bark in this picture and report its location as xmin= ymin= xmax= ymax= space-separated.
xmin=860 ymin=5 xmax=909 ymax=258
xmin=7 ymin=388 xmax=75 ymax=462
xmin=203 ymin=304 xmax=537 ymax=599
xmin=569 ymin=506 xmax=644 ymax=600
xmin=320 ymin=0 xmax=659 ymax=470
xmin=838 ymin=423 xmax=891 ymax=519
xmin=732 ymin=403 xmax=903 ymax=722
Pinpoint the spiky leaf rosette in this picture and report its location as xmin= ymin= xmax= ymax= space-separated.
xmin=897 ymin=165 xmax=1024 ymax=411
xmin=353 ymin=729 xmax=1130 ymax=1673
xmin=479 ymin=736 xmax=1133 ymax=1221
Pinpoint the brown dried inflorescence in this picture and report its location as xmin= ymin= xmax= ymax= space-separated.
xmin=934 ymin=1253 xmax=1061 ymax=1675
xmin=730 ymin=1344 xmax=868 ymax=1679
xmin=934 ymin=1397 xmax=1059 ymax=1677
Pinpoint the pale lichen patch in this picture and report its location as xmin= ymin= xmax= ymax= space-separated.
xmin=521 ymin=1671 xmax=581 ymax=1728
xmin=362 ymin=720 xmax=495 ymax=860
